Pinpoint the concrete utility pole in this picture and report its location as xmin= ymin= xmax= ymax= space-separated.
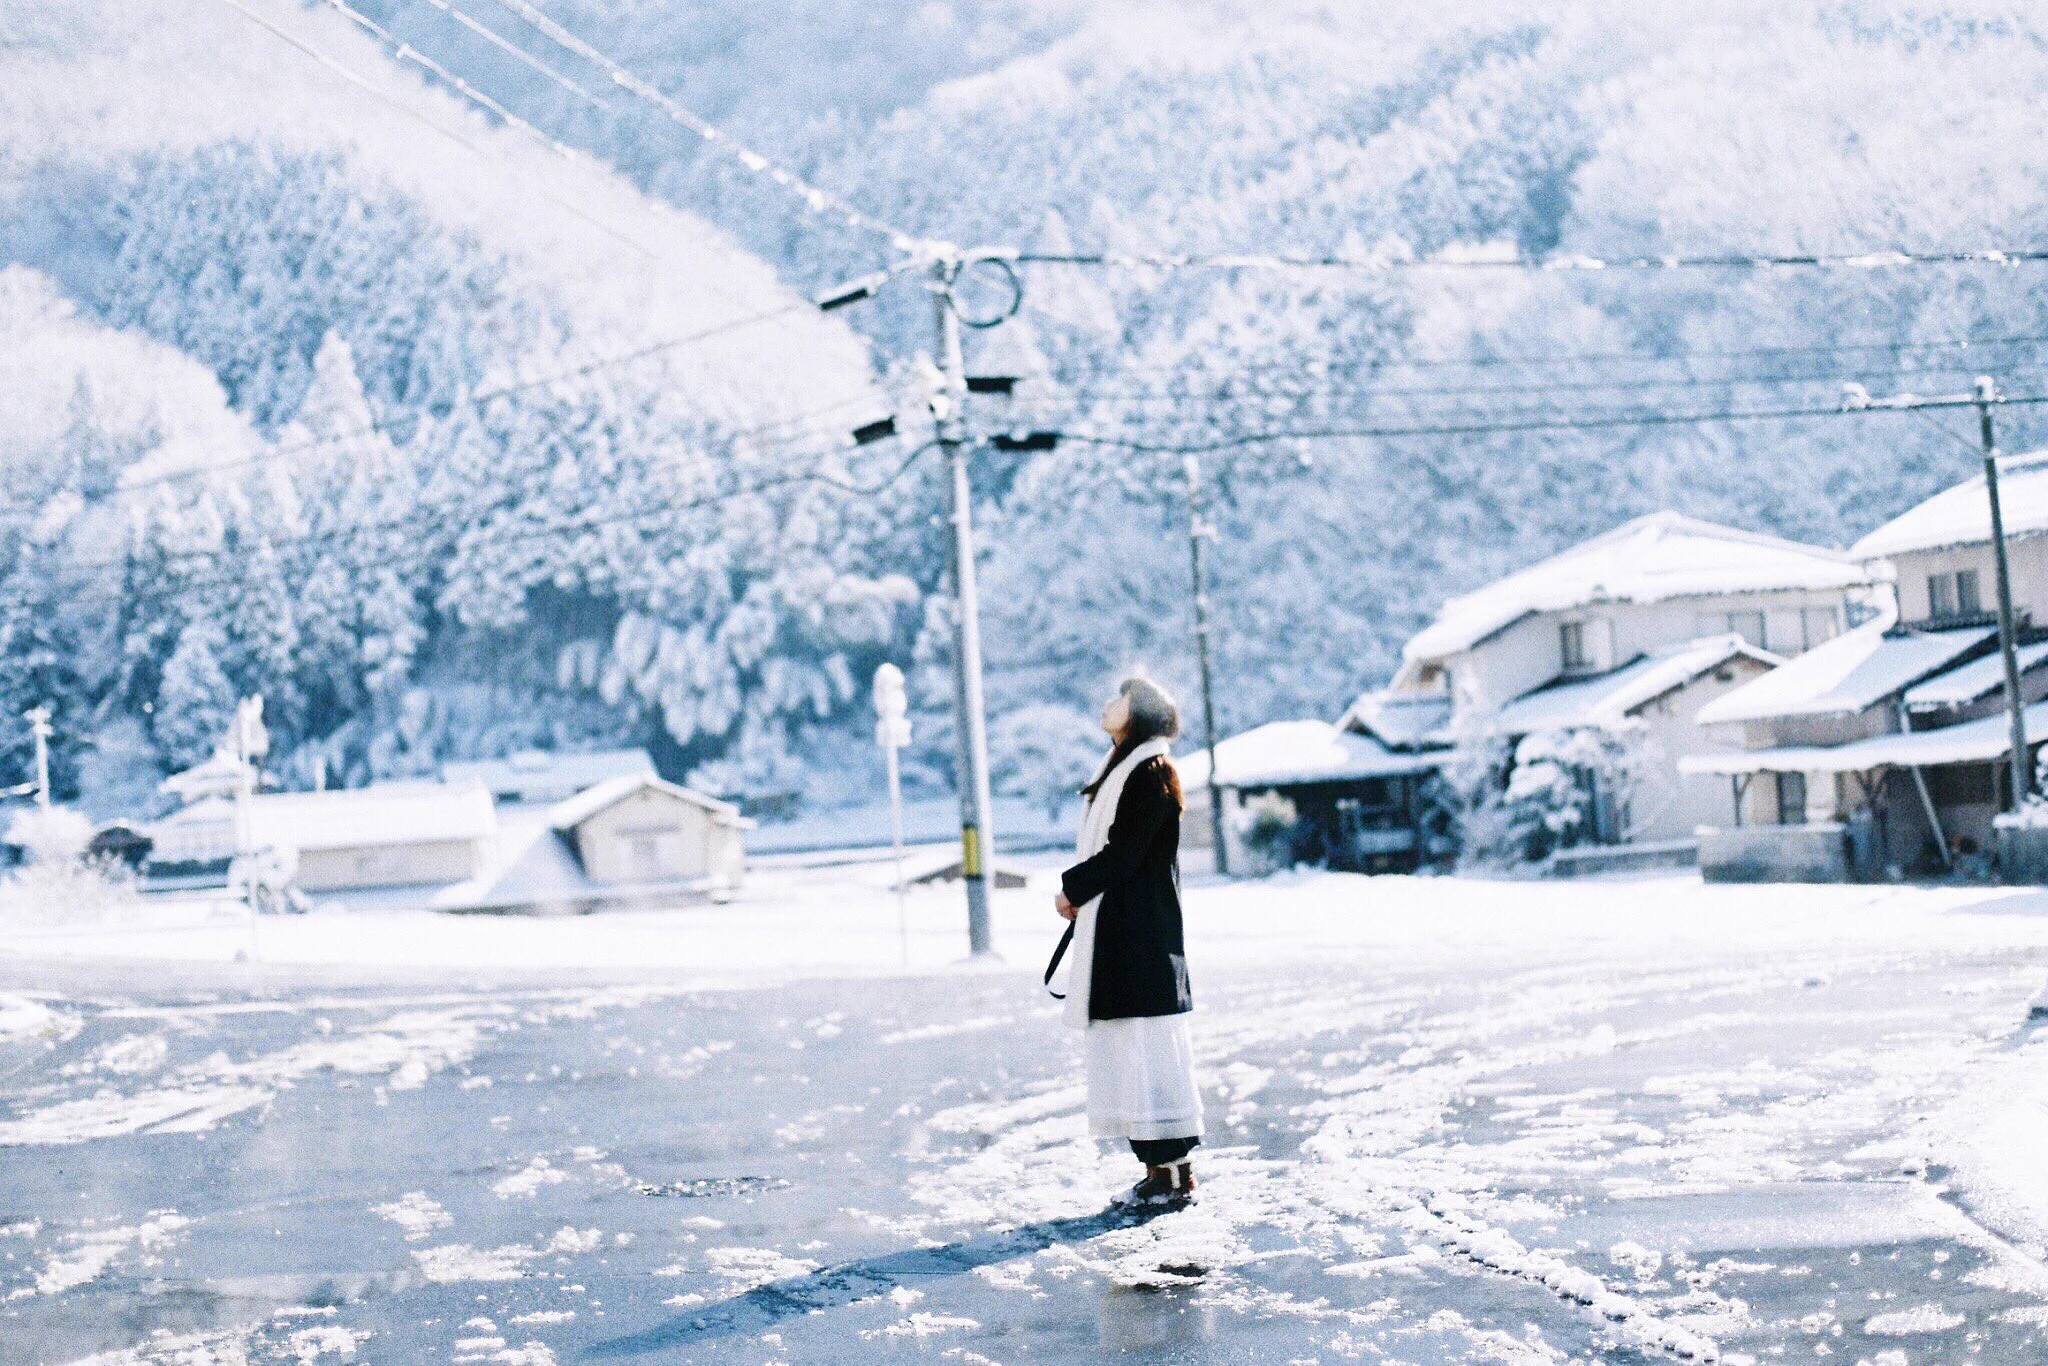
xmin=1182 ymin=455 xmax=1230 ymax=874
xmin=1976 ymin=376 xmax=2032 ymax=806
xmin=24 ymin=706 xmax=50 ymax=810
xmin=930 ymin=259 xmax=997 ymax=955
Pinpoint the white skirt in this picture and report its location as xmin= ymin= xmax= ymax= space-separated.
xmin=1084 ymin=1013 xmax=1204 ymax=1141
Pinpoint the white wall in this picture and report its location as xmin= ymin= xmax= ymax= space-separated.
xmin=1890 ymin=536 xmax=2048 ymax=625
xmin=569 ymin=788 xmax=744 ymax=888
xmin=1431 ymin=588 xmax=1854 ymax=721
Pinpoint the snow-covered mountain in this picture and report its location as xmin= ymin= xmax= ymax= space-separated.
xmin=0 ymin=0 xmax=921 ymax=807
xmin=12 ymin=0 xmax=2048 ymax=816
xmin=345 ymin=1 xmax=2048 ymax=767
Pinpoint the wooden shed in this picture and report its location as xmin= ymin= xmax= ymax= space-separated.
xmin=548 ymin=775 xmax=750 ymax=890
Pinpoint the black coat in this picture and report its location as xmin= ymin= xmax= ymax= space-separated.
xmin=1061 ymin=757 xmax=1192 ymax=1021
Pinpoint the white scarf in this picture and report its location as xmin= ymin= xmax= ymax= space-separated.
xmin=1058 ymin=736 xmax=1174 ymax=1030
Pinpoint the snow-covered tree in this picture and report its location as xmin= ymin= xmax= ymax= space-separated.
xmin=153 ymin=619 xmax=238 ymax=772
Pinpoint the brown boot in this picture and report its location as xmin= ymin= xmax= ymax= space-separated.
xmin=1114 ymin=1161 xmax=1197 ymax=1209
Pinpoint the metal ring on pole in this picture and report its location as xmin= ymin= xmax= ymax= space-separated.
xmin=944 ymin=253 xmax=1023 ymax=329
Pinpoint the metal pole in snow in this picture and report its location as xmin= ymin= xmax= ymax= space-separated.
xmin=24 ymin=707 xmax=50 ymax=810
xmin=1977 ymin=377 xmax=2032 ymax=806
xmin=1183 ymin=456 xmax=1230 ymax=875
xmin=885 ymin=737 xmax=907 ymax=964
xmin=932 ymin=260 xmax=997 ymax=956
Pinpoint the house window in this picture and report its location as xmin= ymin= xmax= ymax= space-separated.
xmin=1802 ymin=607 xmax=1840 ymax=649
xmin=1776 ymin=772 xmax=1806 ymax=826
xmin=1929 ymin=573 xmax=1954 ymax=617
xmin=1560 ymin=620 xmax=1589 ymax=672
xmin=1956 ymin=569 xmax=1982 ymax=615
xmin=1928 ymin=570 xmax=1982 ymax=619
xmin=1726 ymin=611 xmax=1767 ymax=650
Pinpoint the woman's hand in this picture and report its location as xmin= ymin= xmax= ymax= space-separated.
xmin=1054 ymin=891 xmax=1077 ymax=922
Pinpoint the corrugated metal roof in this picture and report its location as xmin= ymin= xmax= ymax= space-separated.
xmin=1179 ymin=720 xmax=1439 ymax=790
xmin=1491 ymin=634 xmax=1775 ymax=735
xmin=1902 ymin=640 xmax=2048 ymax=710
xmin=1695 ymin=621 xmax=1990 ymax=725
xmin=1681 ymin=699 xmax=2048 ymax=776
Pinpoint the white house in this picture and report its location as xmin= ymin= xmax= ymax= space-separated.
xmin=1680 ymin=460 xmax=2048 ymax=881
xmin=1179 ymin=720 xmax=1441 ymax=871
xmin=1338 ymin=511 xmax=1884 ymax=859
xmin=149 ymin=782 xmax=499 ymax=891
xmin=246 ymin=782 xmax=498 ymax=892
xmin=1389 ymin=511 xmax=1883 ymax=718
xmin=548 ymin=774 xmax=750 ymax=890
xmin=1851 ymin=451 xmax=2048 ymax=629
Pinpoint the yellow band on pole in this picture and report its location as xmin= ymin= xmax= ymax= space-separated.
xmin=960 ymin=825 xmax=982 ymax=878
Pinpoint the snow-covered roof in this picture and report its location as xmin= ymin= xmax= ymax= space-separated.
xmin=1852 ymin=452 xmax=2048 ymax=559
xmin=160 ymin=747 xmax=251 ymax=803
xmin=1338 ymin=690 xmax=1452 ymax=750
xmin=1403 ymin=512 xmax=1871 ymax=664
xmin=1490 ymin=635 xmax=1778 ymax=735
xmin=549 ymin=774 xmax=746 ymax=833
xmin=1681 ymin=699 xmax=2048 ymax=776
xmin=1902 ymin=641 xmax=2048 ymax=712
xmin=1178 ymin=721 xmax=1440 ymax=791
xmin=442 ymin=749 xmax=655 ymax=804
xmin=244 ymin=782 xmax=497 ymax=853
xmin=1694 ymin=621 xmax=1991 ymax=726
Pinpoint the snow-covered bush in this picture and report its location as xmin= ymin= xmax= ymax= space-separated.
xmin=0 ymin=806 xmax=139 ymax=926
xmin=7 ymin=805 xmax=92 ymax=866
xmin=1437 ymin=725 xmax=1649 ymax=868
xmin=1236 ymin=792 xmax=1300 ymax=876
xmin=991 ymin=704 xmax=1103 ymax=821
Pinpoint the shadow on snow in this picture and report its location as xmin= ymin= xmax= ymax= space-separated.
xmin=584 ymin=1206 xmax=1165 ymax=1357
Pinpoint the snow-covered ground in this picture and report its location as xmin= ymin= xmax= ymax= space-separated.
xmin=6 ymin=868 xmax=2048 ymax=1362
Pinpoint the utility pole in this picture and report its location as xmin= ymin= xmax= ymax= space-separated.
xmin=930 ymin=258 xmax=997 ymax=955
xmin=1182 ymin=456 xmax=1230 ymax=874
xmin=1977 ymin=376 xmax=2032 ymax=806
xmin=24 ymin=706 xmax=50 ymax=810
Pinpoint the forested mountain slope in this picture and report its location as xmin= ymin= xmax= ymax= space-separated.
xmin=349 ymin=0 xmax=2048 ymax=782
xmin=12 ymin=0 xmax=2048 ymax=818
xmin=0 ymin=0 xmax=916 ymax=808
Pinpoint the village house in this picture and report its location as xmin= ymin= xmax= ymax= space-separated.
xmin=1687 ymin=455 xmax=2048 ymax=881
xmin=1179 ymin=720 xmax=1442 ymax=872
xmin=1183 ymin=512 xmax=1880 ymax=870
xmin=148 ymin=781 xmax=499 ymax=891
xmin=144 ymin=744 xmax=751 ymax=909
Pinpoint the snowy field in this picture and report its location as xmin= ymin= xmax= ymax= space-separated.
xmin=7 ymin=868 xmax=2048 ymax=1363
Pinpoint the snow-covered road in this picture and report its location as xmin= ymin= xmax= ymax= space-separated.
xmin=6 ymin=870 xmax=2048 ymax=1363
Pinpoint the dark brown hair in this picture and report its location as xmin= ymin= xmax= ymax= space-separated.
xmin=1081 ymin=677 xmax=1184 ymax=810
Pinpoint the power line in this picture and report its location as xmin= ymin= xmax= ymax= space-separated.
xmin=211 ymin=0 xmax=663 ymax=261
xmin=1042 ymin=391 xmax=2048 ymax=457
xmin=1038 ymin=364 xmax=2039 ymax=411
xmin=479 ymin=0 xmax=927 ymax=254
xmin=10 ymin=439 xmax=939 ymax=611
xmin=16 ymin=301 xmax=867 ymax=513
xmin=1016 ymin=328 xmax=2048 ymax=379
xmin=1015 ymin=247 xmax=2048 ymax=274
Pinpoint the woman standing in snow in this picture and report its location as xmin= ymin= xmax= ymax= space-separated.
xmin=1048 ymin=677 xmax=1204 ymax=1209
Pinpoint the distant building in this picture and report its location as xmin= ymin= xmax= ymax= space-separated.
xmin=548 ymin=774 xmax=749 ymax=891
xmin=1685 ymin=463 xmax=2048 ymax=882
xmin=441 ymin=749 xmax=655 ymax=806
xmin=249 ymin=782 xmax=498 ymax=892
xmin=1390 ymin=511 xmax=1880 ymax=718
xmin=1180 ymin=720 xmax=1441 ymax=872
xmin=1325 ymin=512 xmax=1885 ymax=865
